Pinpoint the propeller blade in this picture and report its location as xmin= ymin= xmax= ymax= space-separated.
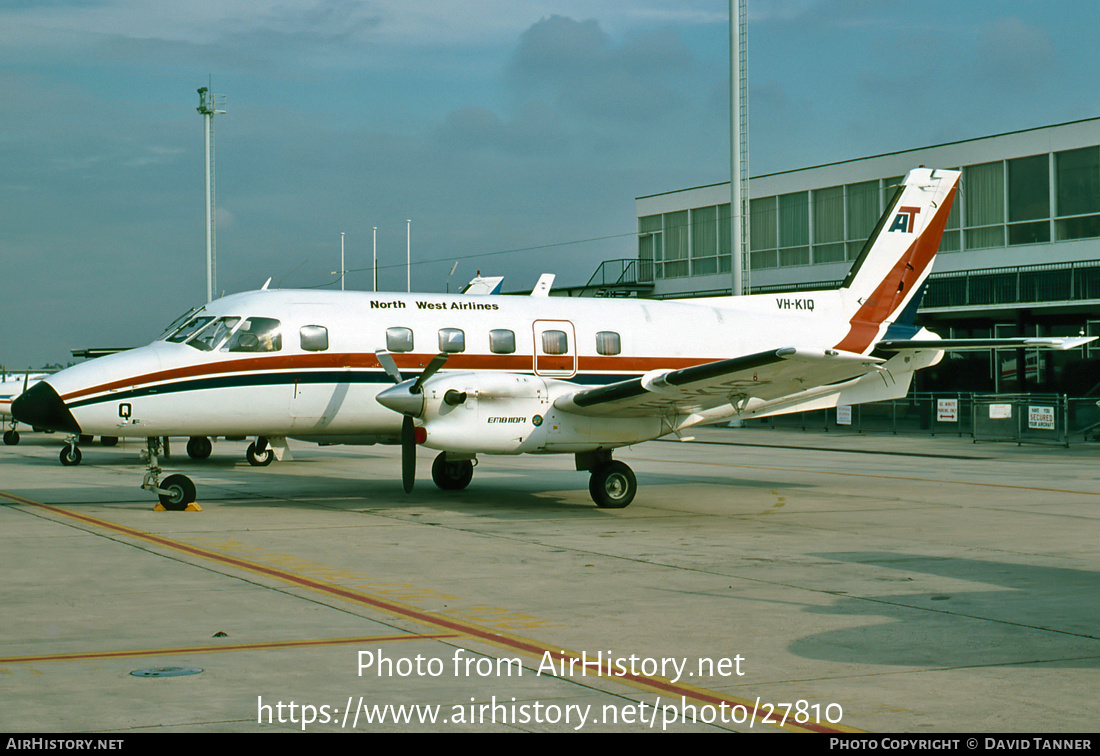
xmin=23 ymin=371 xmax=30 ymax=392
xmin=412 ymin=353 xmax=449 ymax=394
xmin=375 ymin=349 xmax=403 ymax=383
xmin=401 ymin=415 xmax=416 ymax=493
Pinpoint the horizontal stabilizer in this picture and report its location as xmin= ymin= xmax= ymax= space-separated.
xmin=877 ymin=336 xmax=1096 ymax=352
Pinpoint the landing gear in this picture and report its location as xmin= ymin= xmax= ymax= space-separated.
xmin=59 ymin=439 xmax=82 ymax=466
xmin=587 ymin=460 xmax=637 ymax=509
xmin=431 ymin=452 xmax=474 ymax=491
xmin=3 ymin=429 xmax=18 ymax=445
xmin=186 ymin=436 xmax=213 ymax=460
xmin=157 ymin=474 xmax=197 ymax=511
xmin=141 ymin=437 xmax=197 ymax=510
xmin=246 ymin=437 xmax=274 ymax=466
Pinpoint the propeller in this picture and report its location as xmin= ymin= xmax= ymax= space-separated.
xmin=374 ymin=350 xmax=450 ymax=493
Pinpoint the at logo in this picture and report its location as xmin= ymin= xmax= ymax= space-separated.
xmin=888 ymin=205 xmax=921 ymax=233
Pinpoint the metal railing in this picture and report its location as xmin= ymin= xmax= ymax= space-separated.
xmin=740 ymin=392 xmax=1100 ymax=447
xmin=922 ymin=260 xmax=1100 ymax=309
xmin=583 ymin=258 xmax=654 ymax=289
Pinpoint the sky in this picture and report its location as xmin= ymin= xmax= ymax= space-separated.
xmin=1 ymin=0 xmax=1097 ymax=369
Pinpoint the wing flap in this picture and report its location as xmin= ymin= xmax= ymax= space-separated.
xmin=555 ymin=347 xmax=885 ymax=417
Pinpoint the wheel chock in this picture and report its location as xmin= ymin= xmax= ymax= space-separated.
xmin=153 ymin=502 xmax=203 ymax=512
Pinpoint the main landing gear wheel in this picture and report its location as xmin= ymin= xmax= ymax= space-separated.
xmin=59 ymin=444 xmax=82 ymax=466
xmin=431 ymin=453 xmax=474 ymax=491
xmin=246 ymin=439 xmax=274 ymax=466
xmin=3 ymin=429 xmax=18 ymax=445
xmin=187 ymin=436 xmax=213 ymax=460
xmin=157 ymin=474 xmax=197 ymax=511
xmin=589 ymin=461 xmax=636 ymax=509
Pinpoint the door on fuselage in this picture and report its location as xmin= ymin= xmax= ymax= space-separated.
xmin=532 ymin=320 xmax=577 ymax=378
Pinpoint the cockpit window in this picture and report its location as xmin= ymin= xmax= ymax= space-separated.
xmin=166 ymin=317 xmax=214 ymax=343
xmin=222 ymin=317 xmax=282 ymax=353
xmin=186 ymin=317 xmax=241 ymax=351
xmin=160 ymin=307 xmax=205 ymax=340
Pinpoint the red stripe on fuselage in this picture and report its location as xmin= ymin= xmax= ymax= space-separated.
xmin=57 ymin=352 xmax=724 ymax=403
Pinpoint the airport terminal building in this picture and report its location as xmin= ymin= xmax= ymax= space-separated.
xmin=576 ymin=118 xmax=1100 ymax=395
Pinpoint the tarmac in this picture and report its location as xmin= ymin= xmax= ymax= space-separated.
xmin=1 ymin=426 xmax=1097 ymax=733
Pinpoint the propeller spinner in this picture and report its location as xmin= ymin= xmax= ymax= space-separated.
xmin=374 ymin=350 xmax=449 ymax=493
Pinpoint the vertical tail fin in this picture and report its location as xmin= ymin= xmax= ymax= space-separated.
xmin=834 ymin=167 xmax=960 ymax=354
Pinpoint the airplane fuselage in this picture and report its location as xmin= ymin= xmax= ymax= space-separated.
xmin=39 ymin=288 xmax=852 ymax=453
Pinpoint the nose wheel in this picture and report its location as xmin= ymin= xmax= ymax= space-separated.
xmin=157 ymin=474 xmax=198 ymax=511
xmin=140 ymin=437 xmax=199 ymax=510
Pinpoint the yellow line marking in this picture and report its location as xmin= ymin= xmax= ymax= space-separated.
xmin=1 ymin=490 xmax=859 ymax=733
xmin=0 ymin=634 xmax=456 ymax=665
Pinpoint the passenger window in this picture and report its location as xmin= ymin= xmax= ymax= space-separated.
xmin=438 ymin=328 xmax=465 ymax=353
xmin=223 ymin=317 xmax=282 ymax=353
xmin=387 ymin=327 xmax=414 ymax=353
xmin=542 ymin=330 xmax=568 ymax=355
xmin=299 ymin=325 xmax=329 ymax=352
xmin=489 ymin=329 xmax=516 ymax=354
xmin=187 ymin=317 xmax=240 ymax=351
xmin=596 ymin=331 xmax=621 ymax=356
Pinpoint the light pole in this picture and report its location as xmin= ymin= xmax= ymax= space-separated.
xmin=330 ymin=232 xmax=347 ymax=289
xmin=406 ymin=219 xmax=411 ymax=293
xmin=730 ymin=0 xmax=749 ymax=296
xmin=197 ymin=83 xmax=226 ymax=303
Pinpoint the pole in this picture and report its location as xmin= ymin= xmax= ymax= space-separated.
xmin=201 ymin=95 xmax=213 ymax=303
xmin=406 ymin=219 xmax=411 ymax=293
xmin=372 ymin=227 xmax=378 ymax=292
xmin=729 ymin=0 xmax=748 ymax=296
xmin=197 ymin=83 xmax=225 ymax=303
xmin=340 ymin=232 xmax=345 ymax=291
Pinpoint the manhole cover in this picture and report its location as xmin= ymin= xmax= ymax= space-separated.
xmin=130 ymin=666 xmax=203 ymax=678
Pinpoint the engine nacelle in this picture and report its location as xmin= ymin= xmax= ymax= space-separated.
xmin=417 ymin=372 xmax=663 ymax=455
xmin=418 ymin=372 xmax=549 ymax=454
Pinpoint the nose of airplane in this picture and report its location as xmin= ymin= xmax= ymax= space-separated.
xmin=11 ymin=381 xmax=82 ymax=434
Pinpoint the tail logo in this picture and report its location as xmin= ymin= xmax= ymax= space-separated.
xmin=888 ymin=205 xmax=921 ymax=233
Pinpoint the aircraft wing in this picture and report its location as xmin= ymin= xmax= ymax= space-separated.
xmin=554 ymin=347 xmax=884 ymax=417
xmin=876 ymin=336 xmax=1095 ymax=352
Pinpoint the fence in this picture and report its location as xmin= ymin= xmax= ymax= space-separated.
xmin=740 ymin=392 xmax=1100 ymax=447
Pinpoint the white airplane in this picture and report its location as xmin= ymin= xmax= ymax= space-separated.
xmin=2 ymin=371 xmax=49 ymax=445
xmin=12 ymin=168 xmax=1092 ymax=509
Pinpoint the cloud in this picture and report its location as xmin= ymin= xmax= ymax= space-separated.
xmin=975 ymin=16 xmax=1057 ymax=89
xmin=434 ymin=102 xmax=568 ymax=156
xmin=507 ymin=15 xmax=694 ymax=123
